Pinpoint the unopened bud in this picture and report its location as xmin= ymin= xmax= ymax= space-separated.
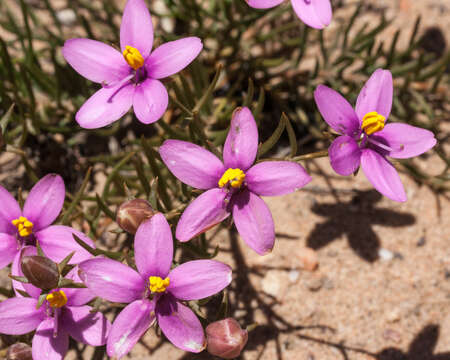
xmin=116 ymin=199 xmax=155 ymax=234
xmin=21 ymin=255 xmax=59 ymax=290
xmin=7 ymin=343 xmax=32 ymax=360
xmin=206 ymin=318 xmax=248 ymax=359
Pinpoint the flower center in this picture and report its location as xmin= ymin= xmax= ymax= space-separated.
xmin=218 ymin=168 xmax=245 ymax=188
xmin=123 ymin=45 xmax=144 ymax=70
xmin=11 ymin=216 xmax=34 ymax=237
xmin=149 ymin=276 xmax=170 ymax=293
xmin=361 ymin=111 xmax=385 ymax=136
xmin=46 ymin=290 xmax=68 ymax=308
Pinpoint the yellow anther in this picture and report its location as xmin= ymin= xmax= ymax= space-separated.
xmin=11 ymin=216 xmax=34 ymax=237
xmin=123 ymin=45 xmax=144 ymax=70
xmin=218 ymin=168 xmax=245 ymax=188
xmin=361 ymin=111 xmax=385 ymax=136
xmin=149 ymin=276 xmax=170 ymax=293
xmin=46 ymin=290 xmax=68 ymax=308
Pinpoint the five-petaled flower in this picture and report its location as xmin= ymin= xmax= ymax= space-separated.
xmin=314 ymin=68 xmax=437 ymax=202
xmin=78 ymin=213 xmax=232 ymax=358
xmin=160 ymin=106 xmax=312 ymax=255
xmin=62 ymin=0 xmax=203 ymax=129
xmin=0 ymin=266 xmax=111 ymax=360
xmin=246 ymin=0 xmax=332 ymax=29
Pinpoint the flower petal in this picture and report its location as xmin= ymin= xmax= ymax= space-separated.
xmin=168 ymin=260 xmax=232 ymax=301
xmin=356 ymin=69 xmax=393 ymax=121
xmin=160 ymin=140 xmax=225 ymax=190
xmin=133 ymin=78 xmax=168 ymax=124
xmin=246 ymin=161 xmax=311 ymax=196
xmin=12 ymin=246 xmax=42 ymax=299
xmin=107 ymin=299 xmax=155 ymax=359
xmin=246 ymin=0 xmax=284 ymax=9
xmin=62 ymin=39 xmax=129 ymax=84
xmin=32 ymin=318 xmax=68 ymax=360
xmin=135 ymin=213 xmax=173 ymax=279
xmin=361 ymin=149 xmax=406 ymax=202
xmin=223 ymin=107 xmax=258 ymax=171
xmin=0 ymin=184 xmax=21 ymax=234
xmin=63 ymin=266 xmax=95 ymax=307
xmin=314 ymin=85 xmax=360 ymax=136
xmin=23 ymin=174 xmax=65 ymax=231
xmin=176 ymin=188 xmax=230 ymax=242
xmin=145 ymin=37 xmax=203 ymax=79
xmin=232 ymin=190 xmax=275 ymax=255
xmin=291 ymin=0 xmax=332 ymax=29
xmin=0 ymin=297 xmax=44 ymax=334
xmin=156 ymin=296 xmax=205 ymax=353
xmin=62 ymin=305 xmax=111 ymax=346
xmin=36 ymin=225 xmax=95 ymax=264
xmin=75 ymin=82 xmax=134 ymax=129
xmin=0 ymin=233 xmax=19 ymax=270
xmin=78 ymin=257 xmax=144 ymax=303
xmin=328 ymin=135 xmax=362 ymax=176
xmin=375 ymin=123 xmax=437 ymax=159
xmin=120 ymin=0 xmax=153 ymax=57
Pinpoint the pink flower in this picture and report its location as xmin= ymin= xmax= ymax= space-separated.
xmin=246 ymin=0 xmax=332 ymax=29
xmin=62 ymin=0 xmax=203 ymax=129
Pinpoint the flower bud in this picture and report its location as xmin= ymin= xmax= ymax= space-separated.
xmin=116 ymin=199 xmax=155 ymax=234
xmin=21 ymin=255 xmax=59 ymax=290
xmin=7 ymin=343 xmax=32 ymax=360
xmin=206 ymin=318 xmax=248 ymax=359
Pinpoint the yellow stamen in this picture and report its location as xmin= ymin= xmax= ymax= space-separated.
xmin=11 ymin=216 xmax=34 ymax=237
xmin=46 ymin=290 xmax=68 ymax=308
xmin=149 ymin=276 xmax=170 ymax=293
xmin=218 ymin=168 xmax=245 ymax=188
xmin=361 ymin=111 xmax=385 ymax=136
xmin=123 ymin=45 xmax=144 ymax=70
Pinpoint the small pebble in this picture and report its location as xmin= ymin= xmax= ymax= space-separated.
xmin=306 ymin=276 xmax=324 ymax=292
xmin=383 ymin=328 xmax=402 ymax=343
xmin=288 ymin=269 xmax=300 ymax=283
xmin=296 ymin=247 xmax=319 ymax=271
xmin=378 ymin=248 xmax=394 ymax=261
xmin=444 ymin=269 xmax=450 ymax=280
xmin=386 ymin=309 xmax=401 ymax=323
xmin=416 ymin=236 xmax=426 ymax=247
xmin=56 ymin=9 xmax=77 ymax=26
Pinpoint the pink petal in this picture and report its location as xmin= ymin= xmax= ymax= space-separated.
xmin=61 ymin=305 xmax=111 ymax=346
xmin=0 ymin=184 xmax=21 ymax=234
xmin=75 ymin=82 xmax=134 ymax=129
xmin=361 ymin=149 xmax=406 ymax=202
xmin=107 ymin=299 xmax=155 ymax=359
xmin=0 ymin=297 xmax=44 ymax=335
xmin=12 ymin=246 xmax=41 ymax=299
xmin=232 ymin=190 xmax=275 ymax=255
xmin=356 ymin=69 xmax=393 ymax=121
xmin=32 ymin=318 xmax=68 ymax=360
xmin=314 ymin=85 xmax=360 ymax=136
xmin=160 ymin=140 xmax=225 ymax=190
xmin=145 ymin=37 xmax=203 ymax=79
xmin=78 ymin=257 xmax=144 ymax=303
xmin=291 ymin=0 xmax=332 ymax=29
xmin=135 ymin=213 xmax=173 ymax=279
xmin=246 ymin=161 xmax=311 ymax=196
xmin=246 ymin=0 xmax=284 ymax=9
xmin=23 ymin=174 xmax=65 ymax=231
xmin=375 ymin=123 xmax=437 ymax=159
xmin=223 ymin=107 xmax=258 ymax=171
xmin=0 ymin=233 xmax=19 ymax=270
xmin=120 ymin=0 xmax=153 ymax=57
xmin=328 ymin=135 xmax=362 ymax=176
xmin=156 ymin=296 xmax=205 ymax=353
xmin=133 ymin=78 xmax=168 ymax=124
xmin=63 ymin=266 xmax=95 ymax=307
xmin=176 ymin=188 xmax=230 ymax=242
xmin=36 ymin=225 xmax=95 ymax=264
xmin=62 ymin=39 xmax=130 ymax=84
xmin=168 ymin=260 xmax=232 ymax=301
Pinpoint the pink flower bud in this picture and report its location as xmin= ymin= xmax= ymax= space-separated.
xmin=116 ymin=199 xmax=155 ymax=234
xmin=7 ymin=343 xmax=32 ymax=360
xmin=206 ymin=318 xmax=248 ymax=359
xmin=21 ymin=255 xmax=60 ymax=291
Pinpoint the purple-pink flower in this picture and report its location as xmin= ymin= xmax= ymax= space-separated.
xmin=314 ymin=68 xmax=437 ymax=202
xmin=62 ymin=0 xmax=203 ymax=129
xmin=160 ymin=107 xmax=312 ymax=255
xmin=246 ymin=0 xmax=332 ymax=29
xmin=78 ymin=213 xmax=232 ymax=357
xmin=0 ymin=266 xmax=110 ymax=360
xmin=0 ymin=174 xmax=95 ymax=274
